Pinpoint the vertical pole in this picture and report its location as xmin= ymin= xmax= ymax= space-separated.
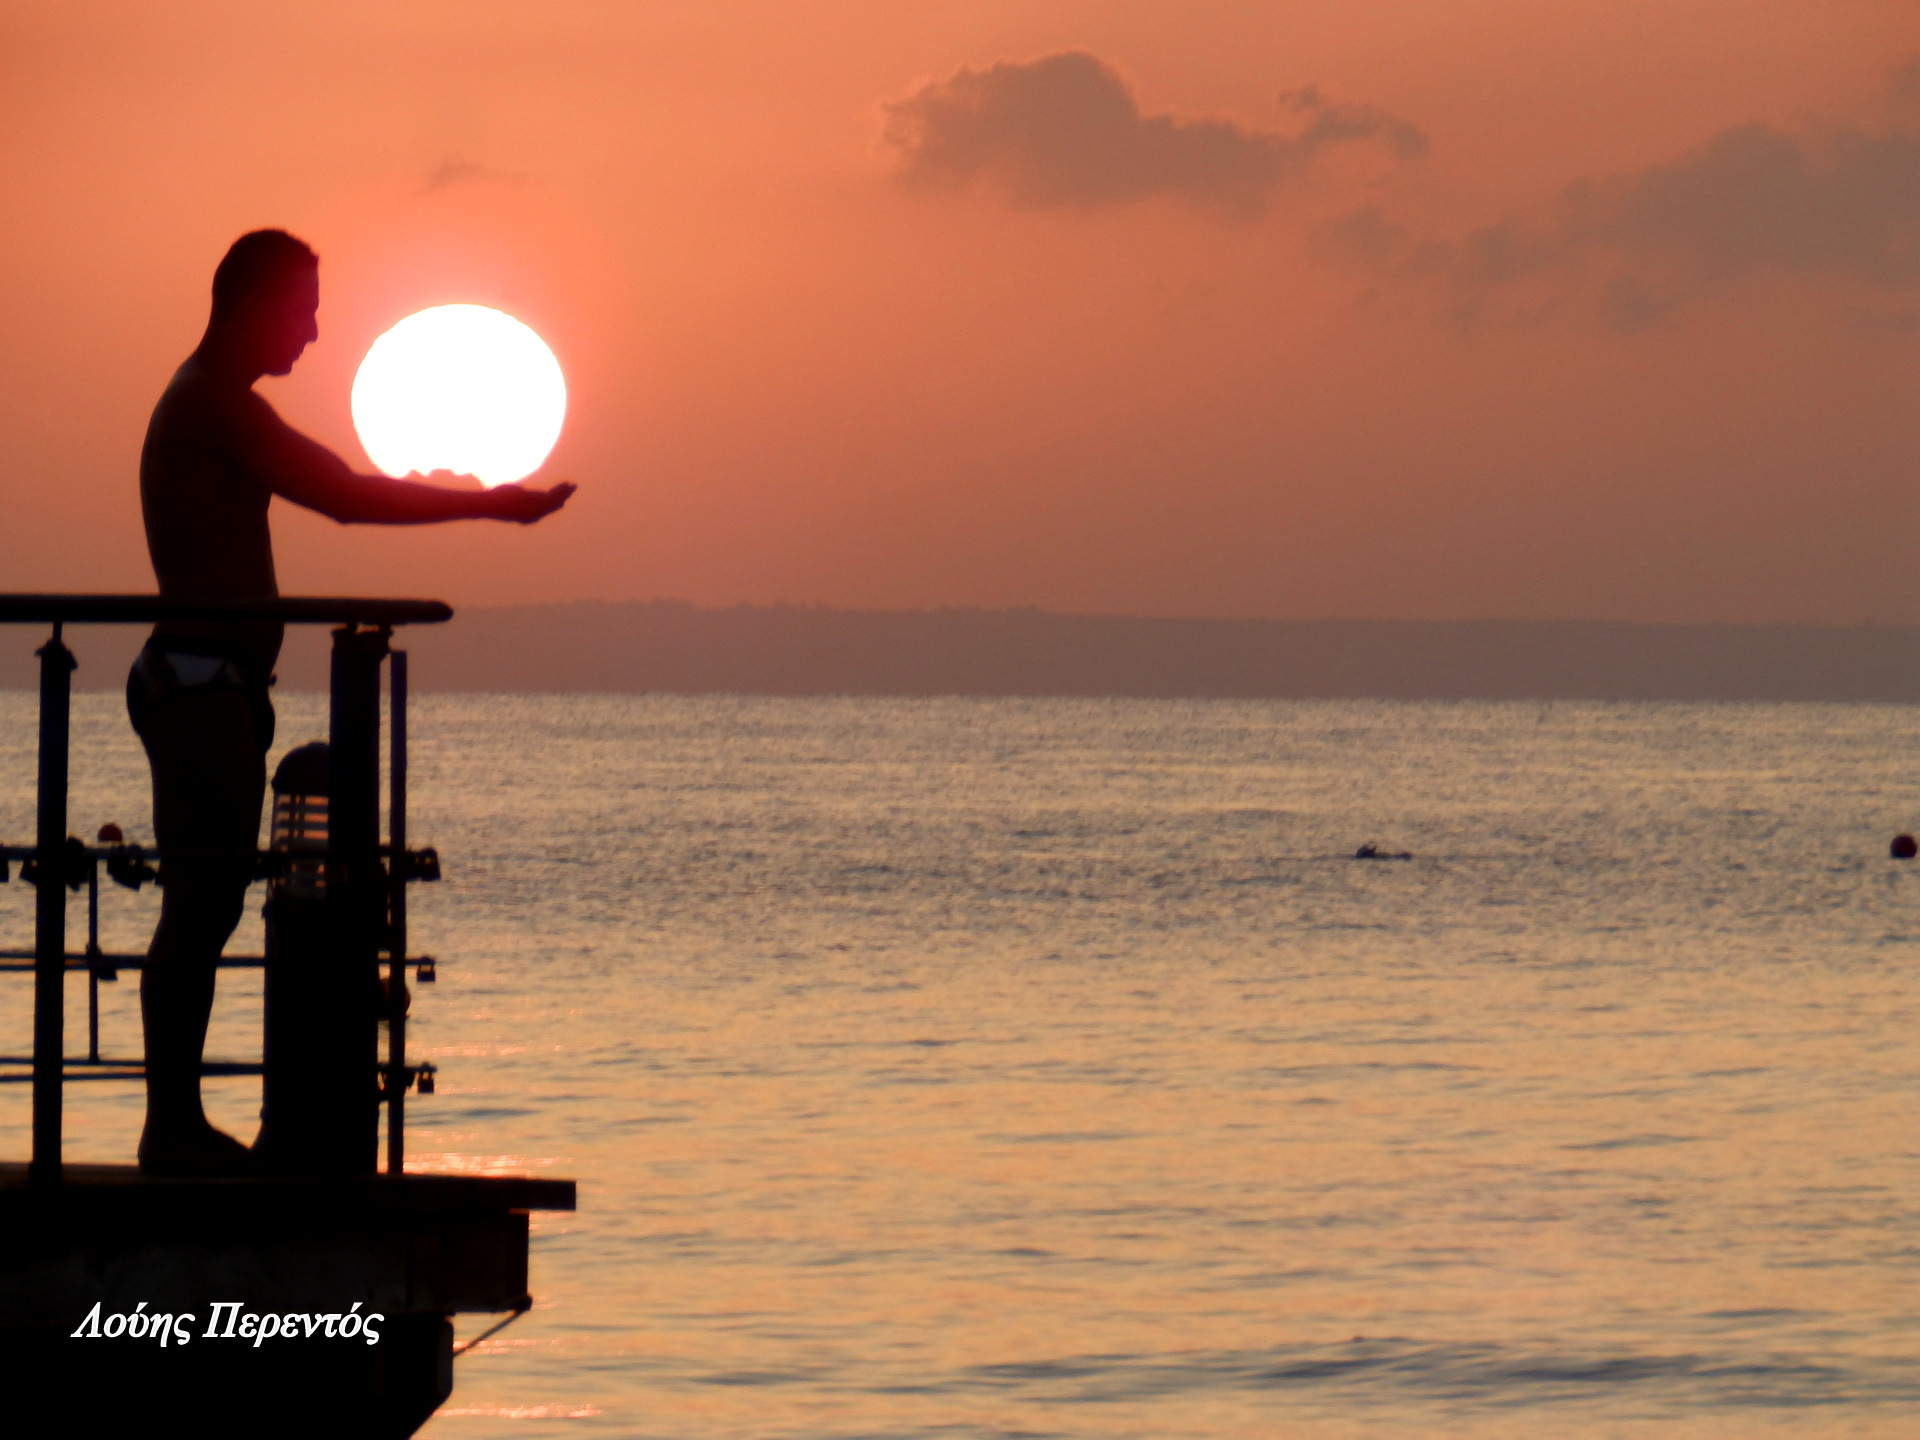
xmin=87 ymin=861 xmax=100 ymax=1063
xmin=31 ymin=623 xmax=74 ymax=1187
xmin=387 ymin=647 xmax=407 ymax=1177
xmin=329 ymin=624 xmax=387 ymax=1173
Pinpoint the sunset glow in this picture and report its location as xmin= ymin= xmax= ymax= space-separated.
xmin=350 ymin=305 xmax=566 ymax=487
xmin=4 ymin=7 xmax=1920 ymax=1432
xmin=3 ymin=2 xmax=1913 ymax=621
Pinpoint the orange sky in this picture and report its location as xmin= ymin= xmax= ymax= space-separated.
xmin=2 ymin=0 xmax=1916 ymax=622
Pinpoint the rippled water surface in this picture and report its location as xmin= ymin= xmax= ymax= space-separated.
xmin=4 ymin=693 xmax=1920 ymax=1437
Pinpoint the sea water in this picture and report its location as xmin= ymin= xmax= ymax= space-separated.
xmin=2 ymin=693 xmax=1919 ymax=1438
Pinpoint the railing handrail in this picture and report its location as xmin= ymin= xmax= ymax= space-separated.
xmin=11 ymin=600 xmax=440 ymax=1184
xmin=0 ymin=594 xmax=452 ymax=626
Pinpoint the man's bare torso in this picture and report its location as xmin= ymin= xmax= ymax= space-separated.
xmin=140 ymin=357 xmax=284 ymax=673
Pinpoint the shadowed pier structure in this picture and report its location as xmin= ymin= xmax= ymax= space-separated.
xmin=0 ymin=595 xmax=575 ymax=1438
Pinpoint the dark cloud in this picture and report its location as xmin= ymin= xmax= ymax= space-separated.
xmin=1587 ymin=123 xmax=1919 ymax=287
xmin=1326 ymin=111 xmax=1920 ymax=330
xmin=882 ymin=52 xmax=1425 ymax=218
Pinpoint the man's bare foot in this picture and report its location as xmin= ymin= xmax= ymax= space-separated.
xmin=138 ymin=1118 xmax=255 ymax=1177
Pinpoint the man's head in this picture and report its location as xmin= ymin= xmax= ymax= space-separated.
xmin=208 ymin=230 xmax=320 ymax=377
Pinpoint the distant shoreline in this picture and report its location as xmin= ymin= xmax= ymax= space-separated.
xmin=5 ymin=600 xmax=1917 ymax=702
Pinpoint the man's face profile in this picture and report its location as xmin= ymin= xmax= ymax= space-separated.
xmin=257 ymin=268 xmax=320 ymax=377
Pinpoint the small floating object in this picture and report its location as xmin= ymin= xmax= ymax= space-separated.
xmin=1893 ymin=834 xmax=1917 ymax=860
xmin=1353 ymin=842 xmax=1413 ymax=861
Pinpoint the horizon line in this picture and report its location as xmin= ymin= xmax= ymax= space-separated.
xmin=439 ymin=598 xmax=1920 ymax=630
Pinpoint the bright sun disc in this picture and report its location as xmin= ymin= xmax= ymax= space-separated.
xmin=351 ymin=304 xmax=566 ymax=487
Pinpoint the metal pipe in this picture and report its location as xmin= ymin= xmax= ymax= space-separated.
xmin=0 ymin=953 xmax=270 ymax=971
xmin=328 ymin=624 xmax=386 ymax=1174
xmin=31 ymin=623 xmax=74 ymax=1186
xmin=387 ymin=646 xmax=408 ymax=1177
xmin=87 ymin=860 xmax=100 ymax=1064
xmin=0 ymin=594 xmax=452 ymax=627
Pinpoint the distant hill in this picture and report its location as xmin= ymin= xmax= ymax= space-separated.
xmin=5 ymin=601 xmax=1919 ymax=701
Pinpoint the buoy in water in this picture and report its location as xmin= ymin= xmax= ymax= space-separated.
xmin=1892 ymin=834 xmax=1917 ymax=860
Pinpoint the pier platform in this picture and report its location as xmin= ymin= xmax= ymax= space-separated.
xmin=0 ymin=596 xmax=579 ymax=1434
xmin=0 ymin=1163 xmax=575 ymax=1435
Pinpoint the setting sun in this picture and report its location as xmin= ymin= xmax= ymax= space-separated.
xmin=350 ymin=304 xmax=566 ymax=487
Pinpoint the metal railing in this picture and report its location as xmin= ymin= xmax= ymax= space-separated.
xmin=0 ymin=595 xmax=451 ymax=1186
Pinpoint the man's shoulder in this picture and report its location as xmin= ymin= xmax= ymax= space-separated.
xmin=151 ymin=362 xmax=286 ymax=441
xmin=144 ymin=363 xmax=293 ymax=503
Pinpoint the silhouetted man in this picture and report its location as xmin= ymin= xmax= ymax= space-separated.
xmin=133 ymin=229 xmax=573 ymax=1174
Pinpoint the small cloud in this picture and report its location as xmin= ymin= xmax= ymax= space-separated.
xmin=881 ymin=51 xmax=1425 ymax=219
xmin=1597 ymin=275 xmax=1685 ymax=333
xmin=1277 ymin=85 xmax=1427 ymax=162
xmin=420 ymin=158 xmax=516 ymax=195
xmin=1311 ymin=204 xmax=1417 ymax=269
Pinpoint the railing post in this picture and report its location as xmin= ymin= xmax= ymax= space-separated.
xmin=387 ymin=646 xmax=407 ymax=1177
xmin=31 ymin=623 xmax=74 ymax=1186
xmin=328 ymin=624 xmax=388 ymax=1174
xmin=87 ymin=860 xmax=101 ymax=1064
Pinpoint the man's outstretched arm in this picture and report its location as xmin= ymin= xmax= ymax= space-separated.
xmin=228 ymin=390 xmax=574 ymax=525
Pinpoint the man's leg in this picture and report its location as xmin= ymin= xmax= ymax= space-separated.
xmin=137 ymin=687 xmax=264 ymax=1175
